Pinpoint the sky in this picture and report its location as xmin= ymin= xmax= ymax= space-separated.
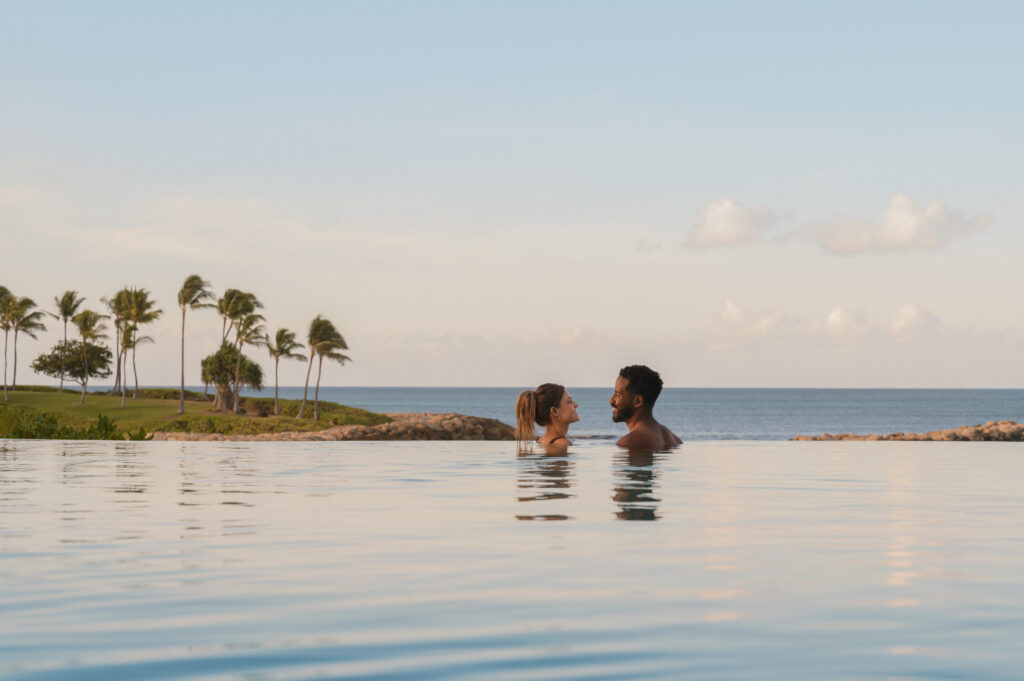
xmin=2 ymin=1 xmax=1022 ymax=388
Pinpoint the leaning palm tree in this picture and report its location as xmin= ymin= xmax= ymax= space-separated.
xmin=298 ymin=315 xmax=350 ymax=420
xmin=177 ymin=275 xmax=214 ymax=414
xmin=298 ymin=315 xmax=330 ymax=419
xmin=312 ymin=331 xmax=350 ymax=422
xmin=11 ymin=297 xmax=47 ymax=389
xmin=264 ymin=328 xmax=305 ymax=415
xmin=125 ymin=288 xmax=162 ymax=398
xmin=51 ymin=290 xmax=85 ymax=392
xmin=0 ymin=287 xmax=12 ymax=401
xmin=71 ymin=309 xmax=108 ymax=406
xmin=232 ymin=312 xmax=265 ymax=413
xmin=217 ymin=289 xmax=262 ymax=343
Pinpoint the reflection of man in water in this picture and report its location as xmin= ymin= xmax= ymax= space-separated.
xmin=610 ymin=365 xmax=682 ymax=450
xmin=612 ymin=450 xmax=662 ymax=521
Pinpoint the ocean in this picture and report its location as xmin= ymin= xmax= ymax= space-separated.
xmin=225 ymin=386 xmax=1024 ymax=440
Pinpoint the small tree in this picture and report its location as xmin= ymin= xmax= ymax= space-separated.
xmin=32 ymin=341 xmax=112 ymax=389
xmin=201 ymin=343 xmax=263 ymax=411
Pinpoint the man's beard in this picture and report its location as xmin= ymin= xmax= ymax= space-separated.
xmin=612 ymin=402 xmax=635 ymax=423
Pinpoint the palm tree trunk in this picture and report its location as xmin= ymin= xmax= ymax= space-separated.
xmin=120 ymin=347 xmax=128 ymax=408
xmin=111 ymin=327 xmax=121 ymax=395
xmin=314 ymin=355 xmax=323 ymax=421
xmin=2 ymin=329 xmax=8 ymax=401
xmin=80 ymin=342 xmax=88 ymax=406
xmin=232 ymin=347 xmax=243 ymax=414
xmin=179 ymin=308 xmax=186 ymax=414
xmin=274 ymin=357 xmax=280 ymax=416
xmin=12 ymin=329 xmax=18 ymax=389
xmin=132 ymin=338 xmax=139 ymax=399
xmin=297 ymin=352 xmax=314 ymax=418
xmin=59 ymin=319 xmax=68 ymax=392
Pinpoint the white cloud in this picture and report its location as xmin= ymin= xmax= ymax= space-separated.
xmin=807 ymin=305 xmax=872 ymax=341
xmin=688 ymin=199 xmax=778 ymax=248
xmin=0 ymin=186 xmax=36 ymax=206
xmin=808 ymin=193 xmax=990 ymax=255
xmin=704 ymin=298 xmax=788 ymax=349
xmin=890 ymin=302 xmax=942 ymax=340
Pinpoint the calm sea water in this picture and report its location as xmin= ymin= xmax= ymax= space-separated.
xmin=227 ymin=387 xmax=1024 ymax=440
xmin=3 ymin=439 xmax=1024 ymax=680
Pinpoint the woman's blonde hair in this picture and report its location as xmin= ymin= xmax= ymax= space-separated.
xmin=515 ymin=383 xmax=565 ymax=442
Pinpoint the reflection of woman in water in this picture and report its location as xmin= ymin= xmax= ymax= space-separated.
xmin=515 ymin=383 xmax=579 ymax=449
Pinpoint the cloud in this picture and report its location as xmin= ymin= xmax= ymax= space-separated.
xmin=0 ymin=186 xmax=36 ymax=206
xmin=687 ymin=199 xmax=778 ymax=248
xmin=889 ymin=302 xmax=942 ymax=340
xmin=806 ymin=193 xmax=990 ymax=255
xmin=704 ymin=298 xmax=789 ymax=349
xmin=807 ymin=305 xmax=872 ymax=341
xmin=635 ymin=236 xmax=661 ymax=253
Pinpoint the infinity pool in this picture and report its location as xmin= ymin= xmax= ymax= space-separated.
xmin=2 ymin=439 xmax=1023 ymax=680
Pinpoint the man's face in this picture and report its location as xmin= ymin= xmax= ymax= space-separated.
xmin=610 ymin=376 xmax=638 ymax=423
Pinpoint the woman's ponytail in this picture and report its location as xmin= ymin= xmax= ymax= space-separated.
xmin=515 ymin=390 xmax=538 ymax=442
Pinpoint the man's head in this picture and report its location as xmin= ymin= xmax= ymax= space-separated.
xmin=609 ymin=365 xmax=664 ymax=423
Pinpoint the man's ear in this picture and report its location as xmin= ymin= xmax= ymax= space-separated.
xmin=633 ymin=394 xmax=644 ymax=409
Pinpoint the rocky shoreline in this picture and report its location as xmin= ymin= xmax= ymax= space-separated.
xmin=792 ymin=420 xmax=1024 ymax=442
xmin=153 ymin=412 xmax=515 ymax=442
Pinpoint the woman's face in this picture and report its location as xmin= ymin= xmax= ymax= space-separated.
xmin=551 ymin=390 xmax=580 ymax=425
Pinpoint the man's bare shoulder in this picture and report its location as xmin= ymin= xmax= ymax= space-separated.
xmin=617 ymin=421 xmax=681 ymax=450
xmin=616 ymin=429 xmax=657 ymax=449
xmin=660 ymin=424 xmax=683 ymax=446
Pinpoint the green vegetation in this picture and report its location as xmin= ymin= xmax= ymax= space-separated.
xmin=0 ymin=387 xmax=389 ymax=438
xmin=1 ymin=274 xmax=355 ymax=437
xmin=31 ymin=341 xmax=113 ymax=388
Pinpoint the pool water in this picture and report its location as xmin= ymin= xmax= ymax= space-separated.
xmin=2 ymin=439 xmax=1023 ymax=680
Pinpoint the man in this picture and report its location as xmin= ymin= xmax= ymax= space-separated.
xmin=610 ymin=365 xmax=682 ymax=450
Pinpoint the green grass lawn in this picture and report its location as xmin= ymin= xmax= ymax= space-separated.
xmin=0 ymin=387 xmax=390 ymax=436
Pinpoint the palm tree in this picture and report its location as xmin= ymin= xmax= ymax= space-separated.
xmin=264 ymin=328 xmax=305 ymax=415
xmin=51 ymin=290 xmax=85 ymax=392
xmin=0 ymin=287 xmax=12 ymax=401
xmin=298 ymin=315 xmax=350 ymax=420
xmin=312 ymin=330 xmax=350 ymax=422
xmin=125 ymin=288 xmax=162 ymax=399
xmin=102 ymin=289 xmax=132 ymax=395
xmin=217 ymin=289 xmax=262 ymax=343
xmin=11 ymin=297 xmax=47 ymax=389
xmin=71 ymin=309 xmax=107 ymax=405
xmin=177 ymin=275 xmax=214 ymax=414
xmin=232 ymin=312 xmax=265 ymax=413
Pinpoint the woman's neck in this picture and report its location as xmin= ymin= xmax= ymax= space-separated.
xmin=540 ymin=422 xmax=569 ymax=442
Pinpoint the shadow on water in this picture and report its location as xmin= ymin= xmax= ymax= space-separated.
xmin=612 ymin=450 xmax=666 ymax=521
xmin=515 ymin=446 xmax=575 ymax=521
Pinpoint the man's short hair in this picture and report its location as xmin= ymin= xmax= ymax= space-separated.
xmin=619 ymin=365 xmax=663 ymax=407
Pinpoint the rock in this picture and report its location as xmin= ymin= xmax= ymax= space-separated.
xmin=791 ymin=420 xmax=1024 ymax=441
xmin=152 ymin=412 xmax=515 ymax=442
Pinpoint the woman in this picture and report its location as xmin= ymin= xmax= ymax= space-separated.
xmin=515 ymin=383 xmax=579 ymax=447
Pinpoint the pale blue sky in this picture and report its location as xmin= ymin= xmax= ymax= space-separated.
xmin=2 ymin=2 xmax=1022 ymax=387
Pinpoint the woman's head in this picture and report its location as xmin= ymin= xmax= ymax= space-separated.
xmin=515 ymin=383 xmax=579 ymax=441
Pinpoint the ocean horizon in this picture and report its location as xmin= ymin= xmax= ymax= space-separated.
xmin=79 ymin=385 xmax=1024 ymax=441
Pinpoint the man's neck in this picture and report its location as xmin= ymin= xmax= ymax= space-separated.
xmin=626 ymin=410 xmax=656 ymax=431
